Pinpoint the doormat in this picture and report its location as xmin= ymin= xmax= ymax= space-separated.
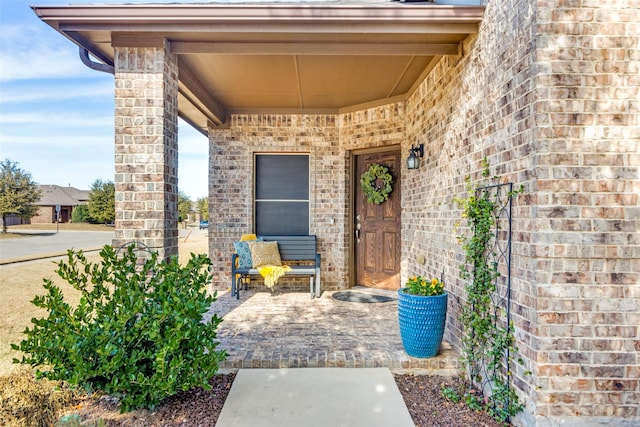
xmin=332 ymin=290 xmax=397 ymax=303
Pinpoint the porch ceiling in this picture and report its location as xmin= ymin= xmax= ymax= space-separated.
xmin=33 ymin=2 xmax=484 ymax=135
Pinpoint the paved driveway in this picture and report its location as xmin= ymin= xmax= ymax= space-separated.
xmin=0 ymin=230 xmax=115 ymax=263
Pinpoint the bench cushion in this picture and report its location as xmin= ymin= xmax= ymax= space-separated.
xmin=233 ymin=239 xmax=261 ymax=268
xmin=248 ymin=241 xmax=282 ymax=267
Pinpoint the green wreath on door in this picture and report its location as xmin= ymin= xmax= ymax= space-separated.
xmin=360 ymin=163 xmax=393 ymax=205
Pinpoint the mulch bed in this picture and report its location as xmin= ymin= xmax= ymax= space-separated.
xmin=396 ymin=375 xmax=505 ymax=427
xmin=54 ymin=374 xmax=505 ymax=426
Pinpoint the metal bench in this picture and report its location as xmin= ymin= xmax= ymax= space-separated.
xmin=231 ymin=235 xmax=321 ymax=299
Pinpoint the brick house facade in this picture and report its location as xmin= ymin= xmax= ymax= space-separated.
xmin=35 ymin=1 xmax=639 ymax=425
xmin=32 ymin=185 xmax=90 ymax=224
xmin=210 ymin=3 xmax=640 ymax=424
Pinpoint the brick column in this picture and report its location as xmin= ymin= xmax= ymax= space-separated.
xmin=112 ymin=39 xmax=179 ymax=259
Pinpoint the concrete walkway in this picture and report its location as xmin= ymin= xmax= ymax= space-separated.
xmin=216 ymin=368 xmax=414 ymax=427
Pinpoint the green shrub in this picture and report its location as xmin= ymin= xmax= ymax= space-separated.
xmin=71 ymin=205 xmax=91 ymax=223
xmin=12 ymin=245 xmax=226 ymax=412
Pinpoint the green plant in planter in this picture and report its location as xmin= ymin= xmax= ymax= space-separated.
xmin=398 ymin=275 xmax=448 ymax=358
xmin=405 ymin=275 xmax=445 ymax=296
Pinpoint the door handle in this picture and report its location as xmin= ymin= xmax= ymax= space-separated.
xmin=355 ymin=222 xmax=361 ymax=243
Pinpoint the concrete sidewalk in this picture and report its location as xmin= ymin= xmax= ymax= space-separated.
xmin=215 ymin=368 xmax=414 ymax=427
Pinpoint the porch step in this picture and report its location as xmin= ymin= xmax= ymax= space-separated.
xmin=218 ymin=339 xmax=460 ymax=375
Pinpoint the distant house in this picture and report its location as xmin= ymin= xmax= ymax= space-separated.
xmin=32 ymin=185 xmax=90 ymax=224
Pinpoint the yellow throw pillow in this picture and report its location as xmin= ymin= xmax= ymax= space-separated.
xmin=248 ymin=241 xmax=282 ymax=267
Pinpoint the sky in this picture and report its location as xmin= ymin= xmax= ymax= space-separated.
xmin=0 ymin=0 xmax=212 ymax=201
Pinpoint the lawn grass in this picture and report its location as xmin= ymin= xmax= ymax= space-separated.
xmin=0 ymin=232 xmax=209 ymax=376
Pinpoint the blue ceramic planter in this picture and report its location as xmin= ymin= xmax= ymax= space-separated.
xmin=397 ymin=289 xmax=448 ymax=358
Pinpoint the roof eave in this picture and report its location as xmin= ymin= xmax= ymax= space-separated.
xmin=32 ymin=3 xmax=484 ymax=134
xmin=32 ymin=4 xmax=485 ymax=26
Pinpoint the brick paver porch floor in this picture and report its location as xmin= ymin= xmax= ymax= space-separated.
xmin=205 ymin=288 xmax=460 ymax=374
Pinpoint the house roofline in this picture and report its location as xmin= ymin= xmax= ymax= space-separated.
xmin=32 ymin=4 xmax=485 ymax=27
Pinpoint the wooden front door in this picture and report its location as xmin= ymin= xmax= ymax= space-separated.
xmin=354 ymin=149 xmax=401 ymax=290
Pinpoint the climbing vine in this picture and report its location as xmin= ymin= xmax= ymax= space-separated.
xmin=454 ymin=158 xmax=525 ymax=423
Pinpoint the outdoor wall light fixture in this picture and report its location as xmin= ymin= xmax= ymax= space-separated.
xmin=406 ymin=144 xmax=424 ymax=170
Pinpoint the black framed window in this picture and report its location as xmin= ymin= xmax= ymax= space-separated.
xmin=255 ymin=154 xmax=309 ymax=235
